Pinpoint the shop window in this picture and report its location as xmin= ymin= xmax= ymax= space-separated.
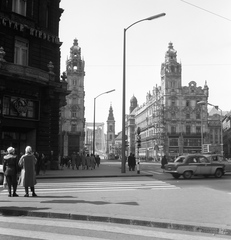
xmin=14 ymin=38 xmax=28 ymax=66
xmin=12 ymin=0 xmax=27 ymax=16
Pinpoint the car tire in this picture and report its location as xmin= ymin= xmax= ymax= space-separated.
xmin=214 ymin=169 xmax=223 ymax=178
xmin=0 ymin=173 xmax=4 ymax=185
xmin=172 ymin=173 xmax=180 ymax=179
xmin=183 ymin=171 xmax=192 ymax=179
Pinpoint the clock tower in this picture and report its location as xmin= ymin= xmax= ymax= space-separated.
xmin=60 ymin=39 xmax=85 ymax=156
xmin=107 ymin=105 xmax=115 ymax=158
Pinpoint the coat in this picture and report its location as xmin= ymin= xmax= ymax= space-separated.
xmin=3 ymin=154 xmax=18 ymax=176
xmin=18 ymin=153 xmax=37 ymax=187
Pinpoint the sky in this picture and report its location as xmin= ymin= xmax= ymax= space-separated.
xmin=59 ymin=0 xmax=231 ymax=134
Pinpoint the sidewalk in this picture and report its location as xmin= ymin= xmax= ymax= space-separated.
xmin=36 ymin=160 xmax=153 ymax=179
xmin=0 ymin=160 xmax=231 ymax=236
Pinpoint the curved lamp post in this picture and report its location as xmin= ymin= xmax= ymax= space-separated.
xmin=197 ymin=100 xmax=223 ymax=155
xmin=121 ymin=13 xmax=166 ymax=173
xmin=93 ymin=89 xmax=115 ymax=156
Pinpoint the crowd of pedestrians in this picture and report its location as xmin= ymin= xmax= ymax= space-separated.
xmin=60 ymin=152 xmax=101 ymax=171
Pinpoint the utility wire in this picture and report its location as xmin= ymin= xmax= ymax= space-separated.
xmin=180 ymin=0 xmax=231 ymax=22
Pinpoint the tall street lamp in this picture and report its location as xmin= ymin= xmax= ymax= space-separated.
xmin=197 ymin=101 xmax=223 ymax=155
xmin=93 ymin=89 xmax=115 ymax=156
xmin=121 ymin=13 xmax=166 ymax=173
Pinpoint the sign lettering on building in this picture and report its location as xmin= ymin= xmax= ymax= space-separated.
xmin=0 ymin=15 xmax=60 ymax=44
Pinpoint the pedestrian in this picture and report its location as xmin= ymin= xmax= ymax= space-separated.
xmin=90 ymin=154 xmax=96 ymax=170
xmin=95 ymin=155 xmax=100 ymax=167
xmin=81 ymin=152 xmax=86 ymax=170
xmin=3 ymin=147 xmax=19 ymax=197
xmin=131 ymin=153 xmax=136 ymax=171
xmin=35 ymin=151 xmax=41 ymax=175
xmin=128 ymin=152 xmax=133 ymax=171
xmin=71 ymin=152 xmax=76 ymax=170
xmin=18 ymin=146 xmax=38 ymax=197
xmin=161 ymin=155 xmax=168 ymax=169
xmin=75 ymin=152 xmax=81 ymax=170
xmin=86 ymin=154 xmax=91 ymax=170
xmin=40 ymin=153 xmax=47 ymax=174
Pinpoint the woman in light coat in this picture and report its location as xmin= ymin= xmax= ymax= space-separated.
xmin=18 ymin=146 xmax=37 ymax=197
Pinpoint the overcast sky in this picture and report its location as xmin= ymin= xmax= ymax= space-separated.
xmin=59 ymin=0 xmax=231 ymax=134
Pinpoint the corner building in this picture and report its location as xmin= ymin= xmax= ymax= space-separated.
xmin=0 ymin=0 xmax=68 ymax=160
xmin=134 ymin=43 xmax=209 ymax=158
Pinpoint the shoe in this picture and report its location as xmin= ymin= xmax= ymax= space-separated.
xmin=13 ymin=193 xmax=19 ymax=197
xmin=32 ymin=193 xmax=37 ymax=197
xmin=24 ymin=194 xmax=29 ymax=197
xmin=8 ymin=193 xmax=11 ymax=197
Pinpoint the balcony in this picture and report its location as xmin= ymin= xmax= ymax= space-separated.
xmin=0 ymin=61 xmax=49 ymax=84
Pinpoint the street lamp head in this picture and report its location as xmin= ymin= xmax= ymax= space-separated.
xmin=106 ymin=89 xmax=115 ymax=94
xmin=146 ymin=13 xmax=166 ymax=20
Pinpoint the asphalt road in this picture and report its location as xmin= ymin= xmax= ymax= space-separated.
xmin=139 ymin=162 xmax=231 ymax=193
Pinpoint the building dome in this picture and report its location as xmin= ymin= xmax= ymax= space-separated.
xmin=130 ymin=95 xmax=137 ymax=104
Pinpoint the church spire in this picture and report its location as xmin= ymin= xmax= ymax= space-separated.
xmin=107 ymin=104 xmax=115 ymax=121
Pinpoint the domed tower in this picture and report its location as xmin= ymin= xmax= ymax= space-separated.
xmin=130 ymin=95 xmax=138 ymax=113
xmin=107 ymin=105 xmax=115 ymax=158
xmin=160 ymin=42 xmax=182 ymax=95
xmin=60 ymin=38 xmax=85 ymax=156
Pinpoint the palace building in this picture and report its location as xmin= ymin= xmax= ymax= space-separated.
xmin=133 ymin=42 xmax=209 ymax=159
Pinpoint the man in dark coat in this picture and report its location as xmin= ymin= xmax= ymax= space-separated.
xmin=128 ymin=153 xmax=136 ymax=171
xmin=161 ymin=155 xmax=168 ymax=169
xmin=3 ymin=147 xmax=19 ymax=197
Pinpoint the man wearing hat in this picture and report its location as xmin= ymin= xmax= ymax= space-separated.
xmin=3 ymin=147 xmax=19 ymax=197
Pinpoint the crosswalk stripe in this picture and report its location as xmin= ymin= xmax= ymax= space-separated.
xmin=0 ymin=180 xmax=179 ymax=195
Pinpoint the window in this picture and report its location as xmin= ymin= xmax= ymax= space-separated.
xmin=171 ymin=126 xmax=176 ymax=134
xmin=171 ymin=112 xmax=176 ymax=119
xmin=186 ymin=113 xmax=190 ymax=119
xmin=196 ymin=126 xmax=201 ymax=134
xmin=72 ymin=111 xmax=76 ymax=118
xmin=186 ymin=100 xmax=190 ymax=107
xmin=71 ymin=124 xmax=76 ymax=132
xmin=14 ymin=38 xmax=28 ymax=66
xmin=169 ymin=138 xmax=178 ymax=146
xmin=12 ymin=0 xmax=27 ymax=16
xmin=186 ymin=125 xmax=191 ymax=134
xmin=196 ymin=113 xmax=200 ymax=119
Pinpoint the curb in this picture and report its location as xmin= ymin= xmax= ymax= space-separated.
xmin=0 ymin=208 xmax=230 ymax=236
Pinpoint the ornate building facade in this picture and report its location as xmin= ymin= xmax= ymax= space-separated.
xmin=133 ymin=42 xmax=209 ymax=159
xmin=0 ymin=0 xmax=68 ymax=163
xmin=60 ymin=39 xmax=85 ymax=156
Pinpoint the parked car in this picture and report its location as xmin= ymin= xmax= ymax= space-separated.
xmin=174 ymin=155 xmax=186 ymax=163
xmin=164 ymin=154 xmax=225 ymax=179
xmin=204 ymin=154 xmax=231 ymax=172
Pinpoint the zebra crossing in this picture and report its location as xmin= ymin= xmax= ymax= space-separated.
xmin=0 ymin=179 xmax=180 ymax=196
